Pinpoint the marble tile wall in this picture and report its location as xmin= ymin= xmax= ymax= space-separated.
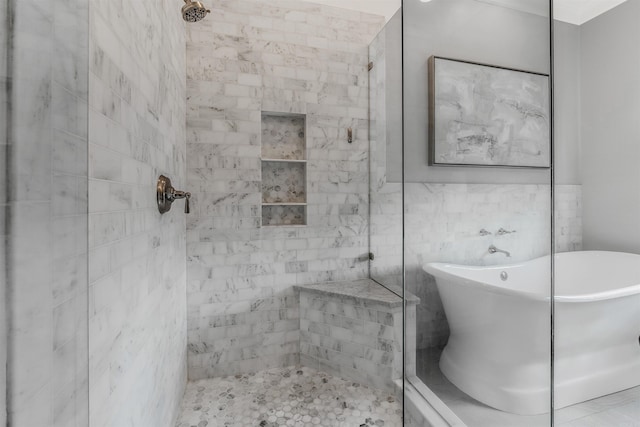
xmin=296 ymin=280 xmax=417 ymax=394
xmin=370 ymin=182 xmax=583 ymax=350
xmin=88 ymin=0 xmax=187 ymax=426
xmin=6 ymin=0 xmax=90 ymax=425
xmin=555 ymin=185 xmax=583 ymax=252
xmin=185 ymin=0 xmax=384 ymax=379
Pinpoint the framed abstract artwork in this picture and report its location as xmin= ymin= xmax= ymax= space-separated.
xmin=428 ymin=56 xmax=550 ymax=168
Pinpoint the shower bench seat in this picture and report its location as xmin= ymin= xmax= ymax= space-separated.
xmin=294 ymin=279 xmax=419 ymax=393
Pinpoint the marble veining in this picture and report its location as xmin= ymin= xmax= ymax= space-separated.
xmin=175 ymin=366 xmax=403 ymax=427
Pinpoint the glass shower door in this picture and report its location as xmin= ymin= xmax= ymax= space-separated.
xmin=402 ymin=0 xmax=553 ymax=425
xmin=3 ymin=0 xmax=90 ymax=425
xmin=1 ymin=2 xmax=8 ymax=424
xmin=553 ymin=0 xmax=640 ymax=424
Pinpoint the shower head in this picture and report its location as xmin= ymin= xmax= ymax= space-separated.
xmin=182 ymin=0 xmax=210 ymax=22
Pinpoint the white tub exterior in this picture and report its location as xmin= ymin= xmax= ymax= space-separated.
xmin=424 ymin=251 xmax=640 ymax=415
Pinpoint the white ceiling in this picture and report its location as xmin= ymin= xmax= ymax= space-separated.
xmin=474 ymin=0 xmax=549 ymax=17
xmin=477 ymin=0 xmax=628 ymax=24
xmin=297 ymin=0 xmax=629 ymax=25
xmin=553 ymin=0 xmax=628 ymax=25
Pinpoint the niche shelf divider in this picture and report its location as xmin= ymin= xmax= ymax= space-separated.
xmin=261 ymin=112 xmax=308 ymax=226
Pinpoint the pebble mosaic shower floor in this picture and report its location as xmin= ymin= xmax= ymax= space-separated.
xmin=175 ymin=366 xmax=403 ymax=427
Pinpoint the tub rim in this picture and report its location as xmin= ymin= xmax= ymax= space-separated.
xmin=424 ymin=251 xmax=640 ymax=303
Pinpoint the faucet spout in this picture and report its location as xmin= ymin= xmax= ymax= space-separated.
xmin=488 ymin=245 xmax=511 ymax=257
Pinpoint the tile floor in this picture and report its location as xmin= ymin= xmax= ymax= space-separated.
xmin=416 ymin=348 xmax=640 ymax=427
xmin=175 ymin=366 xmax=403 ymax=427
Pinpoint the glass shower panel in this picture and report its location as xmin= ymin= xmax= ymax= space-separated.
xmin=402 ymin=0 xmax=553 ymax=425
xmin=553 ymin=0 xmax=640 ymax=424
xmin=4 ymin=0 xmax=89 ymax=425
xmin=369 ymin=9 xmax=404 ymax=295
xmin=368 ymin=8 xmax=408 ymax=422
xmin=1 ymin=2 xmax=8 ymax=424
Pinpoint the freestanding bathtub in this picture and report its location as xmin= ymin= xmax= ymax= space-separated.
xmin=424 ymin=251 xmax=640 ymax=415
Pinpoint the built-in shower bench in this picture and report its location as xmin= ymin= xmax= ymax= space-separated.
xmin=294 ymin=279 xmax=419 ymax=393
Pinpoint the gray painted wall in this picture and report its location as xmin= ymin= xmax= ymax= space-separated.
xmin=580 ymin=0 xmax=640 ymax=252
xmin=554 ymin=21 xmax=582 ymax=185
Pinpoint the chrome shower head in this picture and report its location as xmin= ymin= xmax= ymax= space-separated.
xmin=182 ymin=0 xmax=210 ymax=22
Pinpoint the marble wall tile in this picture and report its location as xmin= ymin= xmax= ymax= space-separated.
xmin=370 ymin=182 xmax=583 ymax=350
xmin=186 ymin=0 xmax=384 ymax=379
xmin=5 ymin=0 xmax=90 ymax=425
xmin=88 ymin=0 xmax=187 ymax=426
xmin=297 ymin=280 xmax=415 ymax=394
xmin=555 ymin=185 xmax=583 ymax=252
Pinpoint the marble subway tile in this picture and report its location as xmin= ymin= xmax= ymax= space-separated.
xmin=87 ymin=0 xmax=188 ymax=426
xmin=370 ymin=181 xmax=582 ymax=350
xmin=297 ymin=280 xmax=415 ymax=394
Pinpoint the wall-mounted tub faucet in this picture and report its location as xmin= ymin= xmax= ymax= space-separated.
xmin=496 ymin=228 xmax=516 ymax=235
xmin=488 ymin=245 xmax=511 ymax=257
xmin=157 ymin=175 xmax=191 ymax=214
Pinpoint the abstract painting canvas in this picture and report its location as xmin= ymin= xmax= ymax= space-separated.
xmin=428 ymin=56 xmax=550 ymax=168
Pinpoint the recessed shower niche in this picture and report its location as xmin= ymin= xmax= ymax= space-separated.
xmin=261 ymin=112 xmax=307 ymax=226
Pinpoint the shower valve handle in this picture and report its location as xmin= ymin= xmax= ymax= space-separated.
xmin=172 ymin=190 xmax=191 ymax=214
xmin=157 ymin=175 xmax=191 ymax=214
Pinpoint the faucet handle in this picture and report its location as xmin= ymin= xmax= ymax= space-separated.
xmin=184 ymin=193 xmax=191 ymax=214
xmin=479 ymin=229 xmax=492 ymax=236
xmin=496 ymin=228 xmax=516 ymax=235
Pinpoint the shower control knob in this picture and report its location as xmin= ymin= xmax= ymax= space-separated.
xmin=157 ymin=175 xmax=191 ymax=214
